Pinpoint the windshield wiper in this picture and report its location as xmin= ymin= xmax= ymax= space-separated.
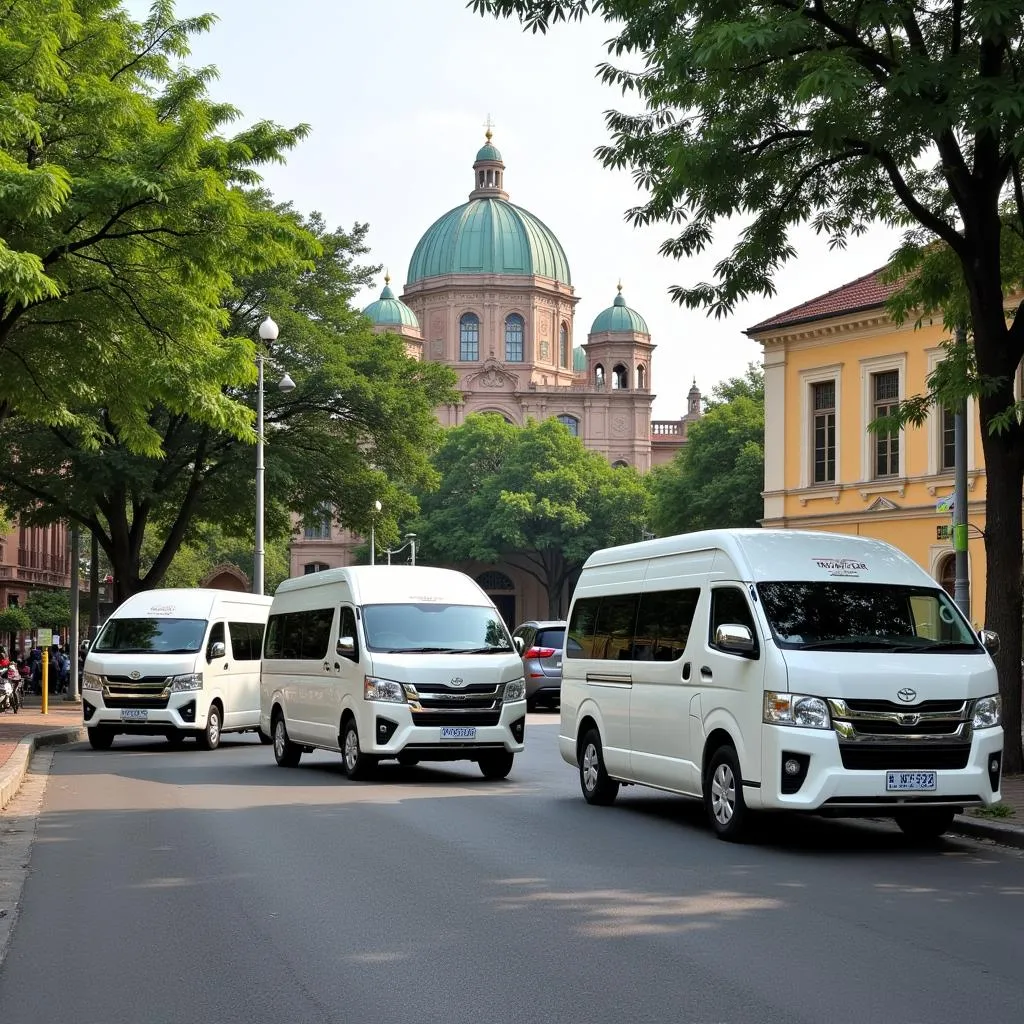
xmin=389 ymin=646 xmax=456 ymax=654
xmin=796 ymin=639 xmax=908 ymax=651
xmin=459 ymin=646 xmax=514 ymax=654
xmin=890 ymin=641 xmax=980 ymax=653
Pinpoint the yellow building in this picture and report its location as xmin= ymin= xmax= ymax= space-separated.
xmin=747 ymin=267 xmax=1024 ymax=629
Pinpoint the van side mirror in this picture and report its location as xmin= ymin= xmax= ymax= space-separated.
xmin=337 ymin=635 xmax=356 ymax=657
xmin=979 ymin=629 xmax=1000 ymax=655
xmin=715 ymin=623 xmax=755 ymax=654
xmin=513 ymin=636 xmax=525 ymax=655
xmin=208 ymin=641 xmax=226 ymax=662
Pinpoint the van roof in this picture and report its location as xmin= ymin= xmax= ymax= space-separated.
xmin=583 ymin=529 xmax=934 ymax=586
xmin=110 ymin=588 xmax=272 ymax=618
xmin=274 ymin=565 xmax=492 ymax=606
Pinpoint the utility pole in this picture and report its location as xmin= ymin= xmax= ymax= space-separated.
xmin=69 ymin=524 xmax=80 ymax=700
xmin=89 ymin=531 xmax=99 ymax=640
xmin=952 ymin=325 xmax=970 ymax=619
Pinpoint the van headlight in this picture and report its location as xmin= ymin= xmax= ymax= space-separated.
xmin=503 ymin=678 xmax=526 ymax=702
xmin=169 ymin=672 xmax=203 ymax=692
xmin=364 ymin=676 xmax=407 ymax=703
xmin=763 ymin=691 xmax=831 ymax=729
xmin=82 ymin=671 xmax=104 ymax=690
xmin=972 ymin=694 xmax=1001 ymax=729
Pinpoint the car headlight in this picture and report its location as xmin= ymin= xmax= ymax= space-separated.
xmin=973 ymin=694 xmax=1001 ymax=729
xmin=503 ymin=678 xmax=526 ymax=702
xmin=763 ymin=691 xmax=831 ymax=730
xmin=82 ymin=671 xmax=104 ymax=690
xmin=169 ymin=672 xmax=203 ymax=692
xmin=364 ymin=676 xmax=407 ymax=703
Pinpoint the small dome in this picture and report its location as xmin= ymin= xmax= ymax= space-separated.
xmin=476 ymin=142 xmax=502 ymax=162
xmin=573 ymin=345 xmax=587 ymax=372
xmin=590 ymin=283 xmax=649 ymax=335
xmin=363 ymin=275 xmax=420 ymax=330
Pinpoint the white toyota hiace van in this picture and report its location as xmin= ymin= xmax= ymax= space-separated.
xmin=83 ymin=588 xmax=272 ymax=750
xmin=260 ymin=565 xmax=527 ymax=778
xmin=560 ymin=529 xmax=1004 ymax=842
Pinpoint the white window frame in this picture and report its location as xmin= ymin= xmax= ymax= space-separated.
xmin=798 ymin=363 xmax=843 ymax=489
xmin=860 ymin=353 xmax=907 ymax=482
xmin=925 ymin=347 xmax=976 ymax=476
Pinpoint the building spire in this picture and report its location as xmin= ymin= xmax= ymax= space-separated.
xmin=471 ymin=121 xmax=508 ymax=200
xmin=483 ymin=113 xmax=495 ymax=141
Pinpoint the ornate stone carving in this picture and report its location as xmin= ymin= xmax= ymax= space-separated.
xmin=611 ymin=414 xmax=628 ymax=436
xmin=540 ymin=340 xmax=549 ymax=360
xmin=467 ymin=357 xmax=518 ymax=390
xmin=431 ymin=313 xmax=444 ymax=334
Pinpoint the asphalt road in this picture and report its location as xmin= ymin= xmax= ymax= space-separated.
xmin=0 ymin=713 xmax=1022 ymax=1024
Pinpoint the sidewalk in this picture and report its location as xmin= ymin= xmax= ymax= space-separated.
xmin=0 ymin=696 xmax=84 ymax=811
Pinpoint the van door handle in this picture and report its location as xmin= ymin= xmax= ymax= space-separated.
xmin=322 ymin=661 xmax=331 ymax=672
xmin=682 ymin=662 xmax=691 ymax=681
xmin=700 ymin=665 xmax=713 ymax=681
xmin=333 ymin=662 xmax=341 ymax=671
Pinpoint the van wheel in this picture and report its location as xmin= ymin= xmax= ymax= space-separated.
xmin=704 ymin=745 xmax=749 ymax=842
xmin=341 ymin=720 xmax=375 ymax=780
xmin=196 ymin=703 xmax=222 ymax=751
xmin=894 ymin=808 xmax=956 ymax=842
xmin=579 ymin=728 xmax=619 ymax=806
xmin=272 ymin=714 xmax=302 ymax=767
xmin=479 ymin=751 xmax=514 ymax=779
xmin=87 ymin=727 xmax=115 ymax=751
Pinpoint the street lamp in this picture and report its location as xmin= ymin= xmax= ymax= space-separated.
xmin=254 ymin=316 xmax=296 ymax=595
xmin=370 ymin=500 xmax=382 ymax=566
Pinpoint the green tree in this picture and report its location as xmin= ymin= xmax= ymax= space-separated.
xmin=415 ymin=414 xmax=650 ymax=616
xmin=0 ymin=606 xmax=32 ymax=646
xmin=0 ymin=209 xmax=458 ymax=601
xmin=650 ymin=367 xmax=764 ymax=537
xmin=0 ymin=0 xmax=310 ymax=450
xmin=24 ymin=589 xmax=71 ymax=629
xmin=476 ymin=0 xmax=1024 ymax=771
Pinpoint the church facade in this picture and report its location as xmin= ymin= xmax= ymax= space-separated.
xmin=289 ymin=133 xmax=702 ymax=623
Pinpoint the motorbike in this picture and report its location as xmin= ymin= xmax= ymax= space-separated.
xmin=0 ymin=662 xmax=22 ymax=713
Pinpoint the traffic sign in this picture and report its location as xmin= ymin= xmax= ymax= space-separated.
xmin=936 ymin=525 xmax=951 ymax=540
xmin=935 ymin=494 xmax=954 ymax=513
xmin=37 ymin=628 xmax=52 ymax=648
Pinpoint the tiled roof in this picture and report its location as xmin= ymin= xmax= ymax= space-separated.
xmin=746 ymin=266 xmax=898 ymax=334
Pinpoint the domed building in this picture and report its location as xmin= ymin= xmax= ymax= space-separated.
xmin=290 ymin=131 xmax=704 ymax=620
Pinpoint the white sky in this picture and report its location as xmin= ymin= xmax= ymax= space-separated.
xmin=138 ymin=0 xmax=903 ymax=418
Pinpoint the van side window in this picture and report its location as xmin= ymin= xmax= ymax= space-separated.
xmin=228 ymin=622 xmax=265 ymax=661
xmin=567 ymin=598 xmax=600 ymax=658
xmin=338 ymin=607 xmax=358 ymax=658
xmin=633 ymin=589 xmax=700 ymax=662
xmin=264 ymin=609 xmax=335 ymax=659
xmin=709 ymin=587 xmax=758 ymax=655
xmin=593 ymin=595 xmax=640 ymax=660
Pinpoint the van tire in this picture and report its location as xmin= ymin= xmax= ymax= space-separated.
xmin=341 ymin=720 xmax=374 ymax=780
xmin=479 ymin=751 xmax=514 ymax=779
xmin=894 ymin=808 xmax=956 ymax=842
xmin=196 ymin=703 xmax=222 ymax=751
xmin=272 ymin=713 xmax=302 ymax=767
xmin=87 ymin=727 xmax=115 ymax=751
xmin=704 ymin=745 xmax=749 ymax=842
xmin=579 ymin=728 xmax=619 ymax=806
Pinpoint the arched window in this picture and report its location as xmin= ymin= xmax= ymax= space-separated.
xmin=559 ymin=323 xmax=569 ymax=368
xmin=636 ymin=364 xmax=646 ymax=389
xmin=611 ymin=460 xmax=628 ymax=469
xmin=460 ymin=313 xmax=480 ymax=361
xmin=938 ymin=553 xmax=956 ymax=597
xmin=595 ymin=364 xmax=605 ymax=389
xmin=476 ymin=570 xmax=515 ymax=591
xmin=303 ymin=562 xmax=330 ymax=575
xmin=556 ymin=414 xmax=579 ymax=436
xmin=612 ymin=364 xmax=628 ymax=390
xmin=302 ymin=504 xmax=332 ymax=540
xmin=505 ymin=314 xmax=524 ymax=362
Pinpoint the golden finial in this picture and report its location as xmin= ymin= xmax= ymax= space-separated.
xmin=483 ymin=113 xmax=495 ymax=142
xmin=617 ymin=279 xmax=623 ymax=293
xmin=384 ymin=268 xmax=391 ymax=285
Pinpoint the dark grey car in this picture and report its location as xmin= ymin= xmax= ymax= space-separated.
xmin=512 ymin=620 xmax=578 ymax=710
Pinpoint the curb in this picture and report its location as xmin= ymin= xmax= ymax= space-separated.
xmin=951 ymin=815 xmax=1024 ymax=849
xmin=0 ymin=727 xmax=86 ymax=812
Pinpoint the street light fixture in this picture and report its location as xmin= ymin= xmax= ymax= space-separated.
xmin=254 ymin=316 xmax=295 ymax=595
xmin=370 ymin=499 xmax=382 ymax=566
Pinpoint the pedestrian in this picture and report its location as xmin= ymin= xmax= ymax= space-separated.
xmin=48 ymin=645 xmax=60 ymax=694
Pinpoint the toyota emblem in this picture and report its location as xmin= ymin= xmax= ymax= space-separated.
xmin=896 ymin=687 xmax=917 ymax=703
xmin=129 ymin=670 xmax=141 ymax=680
xmin=449 ymin=676 xmax=466 ymax=688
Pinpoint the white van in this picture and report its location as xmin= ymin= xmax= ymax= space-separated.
xmin=82 ymin=589 xmax=272 ymax=750
xmin=260 ymin=565 xmax=527 ymax=779
xmin=560 ymin=529 xmax=1004 ymax=842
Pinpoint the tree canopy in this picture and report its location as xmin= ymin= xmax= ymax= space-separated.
xmin=475 ymin=0 xmax=1024 ymax=769
xmin=650 ymin=366 xmax=764 ymax=537
xmin=415 ymin=414 xmax=650 ymax=617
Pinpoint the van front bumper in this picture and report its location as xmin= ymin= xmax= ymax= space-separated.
xmin=82 ymin=687 xmax=209 ymax=734
xmin=754 ymin=724 xmax=1004 ymax=813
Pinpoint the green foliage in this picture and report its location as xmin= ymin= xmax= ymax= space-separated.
xmin=415 ymin=414 xmax=650 ymax=616
xmin=0 ymin=606 xmax=32 ymax=636
xmin=24 ymin=589 xmax=71 ymax=628
xmin=970 ymin=802 xmax=1015 ymax=819
xmin=650 ymin=367 xmax=764 ymax=536
xmin=0 ymin=0 xmax=311 ymax=450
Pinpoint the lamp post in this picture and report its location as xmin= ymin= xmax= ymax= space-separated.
xmin=385 ymin=533 xmax=418 ymax=566
xmin=255 ymin=316 xmax=296 ymax=595
xmin=370 ymin=500 xmax=382 ymax=565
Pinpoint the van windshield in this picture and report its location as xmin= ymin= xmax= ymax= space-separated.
xmin=92 ymin=618 xmax=208 ymax=654
xmin=362 ymin=603 xmax=514 ymax=654
xmin=755 ymin=582 xmax=982 ymax=652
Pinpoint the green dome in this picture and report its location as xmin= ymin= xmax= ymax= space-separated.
xmin=363 ymin=278 xmax=420 ymax=329
xmin=573 ymin=345 xmax=587 ymax=372
xmin=407 ymin=199 xmax=571 ymax=285
xmin=476 ymin=142 xmax=502 ymax=162
xmin=590 ymin=286 xmax=649 ymax=334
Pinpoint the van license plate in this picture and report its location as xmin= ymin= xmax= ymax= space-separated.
xmin=121 ymin=709 xmax=148 ymax=722
xmin=886 ymin=770 xmax=936 ymax=792
xmin=440 ymin=726 xmax=476 ymax=740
